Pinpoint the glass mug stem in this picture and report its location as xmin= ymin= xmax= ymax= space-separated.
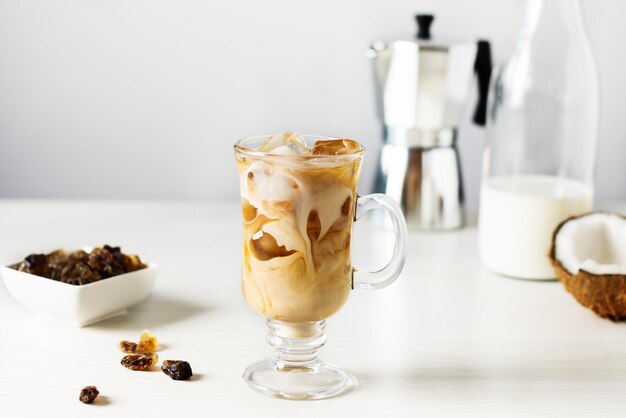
xmin=353 ymin=193 xmax=408 ymax=290
xmin=267 ymin=320 xmax=326 ymax=365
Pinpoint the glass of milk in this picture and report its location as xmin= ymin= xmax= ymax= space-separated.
xmin=478 ymin=0 xmax=599 ymax=280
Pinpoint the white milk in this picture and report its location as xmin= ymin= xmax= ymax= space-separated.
xmin=478 ymin=175 xmax=593 ymax=279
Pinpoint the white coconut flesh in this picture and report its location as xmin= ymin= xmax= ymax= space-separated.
xmin=555 ymin=213 xmax=626 ymax=275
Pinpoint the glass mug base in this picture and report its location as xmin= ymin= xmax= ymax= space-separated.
xmin=242 ymin=320 xmax=356 ymax=400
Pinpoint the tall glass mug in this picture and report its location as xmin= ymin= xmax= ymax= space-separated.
xmin=234 ymin=133 xmax=408 ymax=400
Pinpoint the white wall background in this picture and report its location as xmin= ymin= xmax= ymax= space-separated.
xmin=0 ymin=0 xmax=624 ymax=207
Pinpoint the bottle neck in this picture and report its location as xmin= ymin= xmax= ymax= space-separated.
xmin=523 ymin=0 xmax=586 ymax=34
xmin=515 ymin=0 xmax=593 ymax=64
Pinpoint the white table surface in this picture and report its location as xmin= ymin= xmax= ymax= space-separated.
xmin=1 ymin=200 xmax=625 ymax=418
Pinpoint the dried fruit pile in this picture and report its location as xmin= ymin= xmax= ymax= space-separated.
xmin=16 ymin=245 xmax=147 ymax=285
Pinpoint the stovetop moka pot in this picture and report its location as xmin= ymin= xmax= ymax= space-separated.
xmin=368 ymin=14 xmax=491 ymax=229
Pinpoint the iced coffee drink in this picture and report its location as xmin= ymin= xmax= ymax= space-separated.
xmin=236 ymin=133 xmax=407 ymax=400
xmin=235 ymin=133 xmax=363 ymax=323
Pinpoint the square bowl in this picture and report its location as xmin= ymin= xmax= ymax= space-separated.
xmin=0 ymin=256 xmax=158 ymax=327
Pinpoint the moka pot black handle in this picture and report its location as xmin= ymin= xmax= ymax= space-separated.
xmin=473 ymin=40 xmax=492 ymax=127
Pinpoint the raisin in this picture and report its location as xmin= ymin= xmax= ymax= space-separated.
xmin=87 ymin=248 xmax=115 ymax=277
xmin=115 ymin=252 xmax=146 ymax=273
xmin=161 ymin=360 xmax=193 ymax=381
xmin=60 ymin=262 xmax=100 ymax=285
xmin=79 ymin=271 xmax=103 ymax=285
xmin=104 ymin=245 xmax=121 ymax=254
xmin=64 ymin=277 xmax=81 ymax=286
xmin=121 ymin=353 xmax=158 ymax=371
xmin=79 ymin=386 xmax=99 ymax=404
xmin=47 ymin=249 xmax=67 ymax=265
xmin=137 ymin=330 xmax=158 ymax=353
xmin=19 ymin=253 xmax=48 ymax=276
xmin=68 ymin=250 xmax=89 ymax=264
xmin=118 ymin=340 xmax=137 ymax=353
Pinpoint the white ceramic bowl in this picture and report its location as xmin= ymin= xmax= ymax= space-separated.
xmin=0 ymin=258 xmax=158 ymax=327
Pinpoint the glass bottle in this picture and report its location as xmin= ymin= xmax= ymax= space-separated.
xmin=478 ymin=0 xmax=599 ymax=280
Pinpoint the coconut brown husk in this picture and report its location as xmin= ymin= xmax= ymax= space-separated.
xmin=549 ymin=213 xmax=626 ymax=321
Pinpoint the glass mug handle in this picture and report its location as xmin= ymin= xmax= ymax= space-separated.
xmin=352 ymin=193 xmax=408 ymax=290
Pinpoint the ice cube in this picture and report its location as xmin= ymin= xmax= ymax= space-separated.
xmin=286 ymin=142 xmax=308 ymax=154
xmin=311 ymin=139 xmax=362 ymax=156
xmin=270 ymin=143 xmax=309 ymax=155
xmin=257 ymin=132 xmax=308 ymax=153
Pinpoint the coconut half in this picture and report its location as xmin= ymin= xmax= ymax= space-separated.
xmin=549 ymin=212 xmax=626 ymax=320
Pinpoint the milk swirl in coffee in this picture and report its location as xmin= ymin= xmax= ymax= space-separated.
xmin=235 ymin=133 xmax=363 ymax=323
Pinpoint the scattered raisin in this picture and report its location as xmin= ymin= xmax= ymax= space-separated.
xmin=121 ymin=353 xmax=158 ymax=371
xmin=137 ymin=330 xmax=158 ymax=353
xmin=161 ymin=360 xmax=193 ymax=381
xmin=79 ymin=386 xmax=99 ymax=404
xmin=118 ymin=340 xmax=138 ymax=354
